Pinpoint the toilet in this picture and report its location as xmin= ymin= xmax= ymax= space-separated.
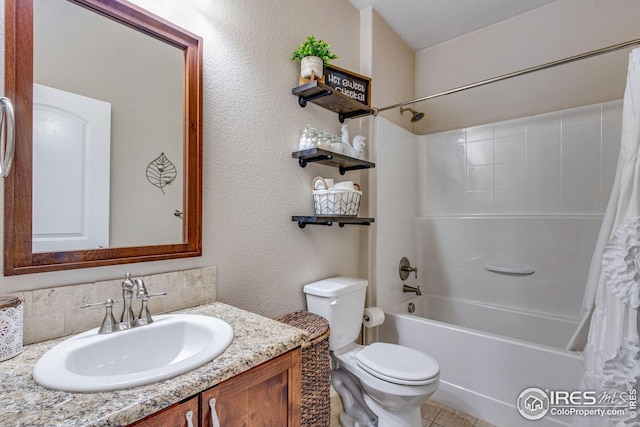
xmin=304 ymin=277 xmax=439 ymax=427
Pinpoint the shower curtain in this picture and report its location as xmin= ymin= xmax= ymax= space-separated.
xmin=574 ymin=48 xmax=640 ymax=426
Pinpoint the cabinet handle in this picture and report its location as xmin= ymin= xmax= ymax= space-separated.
xmin=185 ymin=410 xmax=194 ymax=427
xmin=209 ymin=398 xmax=220 ymax=427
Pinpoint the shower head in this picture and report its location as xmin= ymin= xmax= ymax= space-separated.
xmin=400 ymin=107 xmax=425 ymax=122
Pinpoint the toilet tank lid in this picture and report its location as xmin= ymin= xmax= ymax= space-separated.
xmin=303 ymin=277 xmax=368 ymax=297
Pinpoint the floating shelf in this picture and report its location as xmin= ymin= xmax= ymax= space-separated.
xmin=292 ymin=148 xmax=375 ymax=175
xmin=292 ymin=80 xmax=373 ymax=123
xmin=292 ymin=216 xmax=374 ymax=228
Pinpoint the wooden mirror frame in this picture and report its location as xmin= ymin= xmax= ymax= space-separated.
xmin=4 ymin=0 xmax=203 ymax=275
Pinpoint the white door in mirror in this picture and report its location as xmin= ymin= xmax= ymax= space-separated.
xmin=32 ymin=83 xmax=111 ymax=253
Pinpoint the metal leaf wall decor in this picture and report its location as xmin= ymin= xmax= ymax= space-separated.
xmin=146 ymin=153 xmax=177 ymax=194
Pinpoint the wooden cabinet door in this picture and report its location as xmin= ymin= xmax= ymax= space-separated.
xmin=129 ymin=396 xmax=198 ymax=427
xmin=200 ymin=349 xmax=302 ymax=427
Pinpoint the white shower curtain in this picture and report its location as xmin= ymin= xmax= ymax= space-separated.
xmin=573 ymin=48 xmax=640 ymax=426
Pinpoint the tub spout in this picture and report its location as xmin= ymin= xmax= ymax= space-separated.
xmin=403 ymin=284 xmax=422 ymax=295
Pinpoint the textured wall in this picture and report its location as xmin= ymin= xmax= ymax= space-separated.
xmin=359 ymin=7 xmax=415 ymax=132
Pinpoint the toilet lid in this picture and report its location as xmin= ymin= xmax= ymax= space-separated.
xmin=355 ymin=342 xmax=439 ymax=386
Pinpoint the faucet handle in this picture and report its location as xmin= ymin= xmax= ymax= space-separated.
xmin=81 ymin=298 xmax=119 ymax=310
xmin=137 ymin=291 xmax=167 ymax=301
xmin=136 ymin=291 xmax=167 ymax=326
xmin=133 ymin=278 xmax=167 ymax=300
xmin=148 ymin=291 xmax=168 ymax=299
xmin=399 ymin=257 xmax=418 ymax=280
xmin=81 ymin=298 xmax=119 ymax=334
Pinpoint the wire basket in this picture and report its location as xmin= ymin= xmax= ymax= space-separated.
xmin=312 ymin=177 xmax=362 ymax=216
xmin=275 ymin=311 xmax=331 ymax=427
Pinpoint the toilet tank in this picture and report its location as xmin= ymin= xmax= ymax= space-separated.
xmin=303 ymin=277 xmax=368 ymax=351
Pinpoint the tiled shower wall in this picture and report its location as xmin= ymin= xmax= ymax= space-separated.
xmin=415 ymin=100 xmax=623 ymax=320
xmin=417 ymin=100 xmax=622 ymax=216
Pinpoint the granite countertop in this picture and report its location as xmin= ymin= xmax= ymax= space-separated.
xmin=0 ymin=302 xmax=309 ymax=427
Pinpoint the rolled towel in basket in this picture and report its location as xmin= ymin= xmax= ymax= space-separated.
xmin=312 ymin=177 xmax=362 ymax=216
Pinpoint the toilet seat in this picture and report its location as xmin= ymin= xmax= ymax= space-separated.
xmin=355 ymin=342 xmax=439 ymax=386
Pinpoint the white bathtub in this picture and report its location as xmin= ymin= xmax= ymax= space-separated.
xmin=378 ymin=295 xmax=585 ymax=427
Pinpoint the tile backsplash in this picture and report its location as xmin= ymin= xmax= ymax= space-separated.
xmin=9 ymin=266 xmax=217 ymax=344
xmin=418 ymin=100 xmax=623 ymax=216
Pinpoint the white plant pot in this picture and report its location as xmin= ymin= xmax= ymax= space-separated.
xmin=300 ymin=56 xmax=323 ymax=79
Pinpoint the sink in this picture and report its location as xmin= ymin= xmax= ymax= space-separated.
xmin=32 ymin=314 xmax=234 ymax=392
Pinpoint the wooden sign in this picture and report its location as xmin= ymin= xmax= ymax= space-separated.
xmin=324 ymin=65 xmax=371 ymax=107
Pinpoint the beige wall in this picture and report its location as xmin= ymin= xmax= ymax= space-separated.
xmin=360 ymin=7 xmax=415 ymax=132
xmin=0 ymin=0 xmax=365 ymax=320
xmin=414 ymin=0 xmax=640 ymax=134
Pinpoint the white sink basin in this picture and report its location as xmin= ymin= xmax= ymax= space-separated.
xmin=32 ymin=314 xmax=234 ymax=392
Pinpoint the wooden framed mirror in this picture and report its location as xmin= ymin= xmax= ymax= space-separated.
xmin=4 ymin=0 xmax=203 ymax=275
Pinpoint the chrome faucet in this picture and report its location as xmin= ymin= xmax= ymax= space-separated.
xmin=120 ymin=273 xmax=137 ymax=328
xmin=82 ymin=273 xmax=166 ymax=334
xmin=402 ymin=284 xmax=422 ymax=296
xmin=120 ymin=275 xmax=167 ymax=328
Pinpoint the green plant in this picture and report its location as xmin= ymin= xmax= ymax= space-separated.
xmin=291 ymin=35 xmax=338 ymax=67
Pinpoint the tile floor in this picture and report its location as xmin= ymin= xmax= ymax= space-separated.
xmin=330 ymin=395 xmax=496 ymax=427
xmin=420 ymin=400 xmax=496 ymax=427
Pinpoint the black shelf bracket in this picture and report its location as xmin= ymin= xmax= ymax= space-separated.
xmin=298 ymin=153 xmax=334 ymax=168
xmin=339 ymin=164 xmax=372 ymax=175
xmin=298 ymin=89 xmax=332 ymax=107
xmin=296 ymin=219 xmax=333 ymax=228
xmin=339 ymin=110 xmax=372 ymax=123
xmin=292 ymin=149 xmax=375 ymax=174
xmin=292 ymin=216 xmax=374 ymax=228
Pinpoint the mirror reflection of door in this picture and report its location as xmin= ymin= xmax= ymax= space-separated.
xmin=32 ymin=84 xmax=111 ymax=253
xmin=33 ymin=0 xmax=185 ymax=250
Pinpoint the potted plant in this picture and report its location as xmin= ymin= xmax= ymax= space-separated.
xmin=291 ymin=35 xmax=338 ymax=80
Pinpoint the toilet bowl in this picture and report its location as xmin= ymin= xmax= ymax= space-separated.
xmin=335 ymin=342 xmax=439 ymax=411
xmin=304 ymin=277 xmax=440 ymax=427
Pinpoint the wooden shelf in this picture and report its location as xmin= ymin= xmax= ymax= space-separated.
xmin=292 ymin=216 xmax=374 ymax=228
xmin=292 ymin=80 xmax=373 ymax=123
xmin=291 ymin=81 xmax=375 ymax=228
xmin=292 ymin=148 xmax=375 ymax=175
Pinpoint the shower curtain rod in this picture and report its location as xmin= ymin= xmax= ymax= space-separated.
xmin=374 ymin=37 xmax=640 ymax=114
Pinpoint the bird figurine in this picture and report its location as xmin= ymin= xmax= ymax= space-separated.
xmin=340 ymin=123 xmax=366 ymax=158
xmin=341 ymin=123 xmax=350 ymax=145
xmin=352 ymin=135 xmax=366 ymax=159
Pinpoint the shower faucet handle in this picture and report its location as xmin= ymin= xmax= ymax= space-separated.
xmin=399 ymin=257 xmax=418 ymax=280
xmin=402 ymin=265 xmax=418 ymax=278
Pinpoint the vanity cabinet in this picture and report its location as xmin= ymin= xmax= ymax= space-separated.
xmin=200 ymin=349 xmax=301 ymax=426
xmin=129 ymin=349 xmax=301 ymax=427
